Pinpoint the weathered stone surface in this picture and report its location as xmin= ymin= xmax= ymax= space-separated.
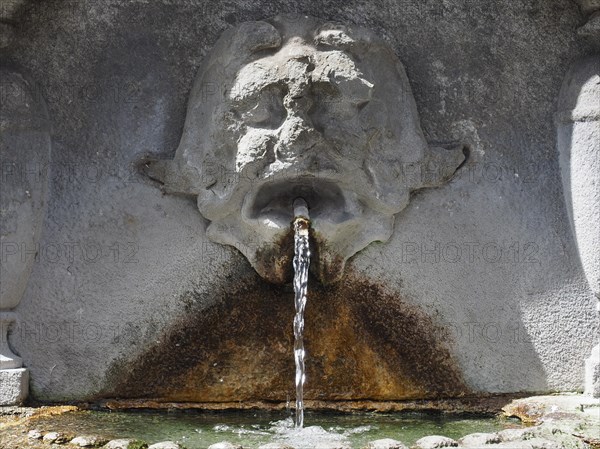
xmin=496 ymin=427 xmax=536 ymax=442
xmin=108 ymin=277 xmax=467 ymax=403
xmin=502 ymin=395 xmax=599 ymax=423
xmin=0 ymin=313 xmax=22 ymax=370
xmin=557 ymin=55 xmax=600 ymax=299
xmin=585 ymin=344 xmax=600 ymax=396
xmin=523 ymin=439 xmax=563 ymax=449
xmin=148 ymin=15 xmax=464 ymax=285
xmin=0 ymin=368 xmax=29 ymax=406
xmin=457 ymin=432 xmax=500 ymax=447
xmin=42 ymin=431 xmax=69 ymax=443
xmin=0 ymin=22 xmax=15 ymax=49
xmin=207 ymin=442 xmax=243 ymax=449
xmin=578 ymin=12 xmax=600 ymax=41
xmin=147 ymin=442 xmax=182 ymax=449
xmin=0 ymin=67 xmax=52 ymax=311
xmin=574 ymin=0 xmax=600 ymax=14
xmin=258 ymin=443 xmax=295 ymax=449
xmin=302 ymin=443 xmax=350 ymax=449
xmin=480 ymin=439 xmax=563 ymax=449
xmin=4 ymin=0 xmax=598 ymax=405
xmin=103 ymin=440 xmax=148 ymax=449
xmin=500 ymin=395 xmax=600 ymax=449
xmin=362 ymin=438 xmax=408 ymax=449
xmin=413 ymin=435 xmax=458 ymax=448
xmin=557 ymin=54 xmax=600 ymax=398
xmin=27 ymin=429 xmax=42 ymax=439
xmin=0 ymin=67 xmax=51 ymax=399
xmin=71 ymin=435 xmax=109 ymax=447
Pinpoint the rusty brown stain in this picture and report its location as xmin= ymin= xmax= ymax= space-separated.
xmin=104 ymin=269 xmax=469 ymax=404
xmin=310 ymin=230 xmax=346 ymax=285
xmin=254 ymin=228 xmax=295 ymax=284
xmin=254 ymin=226 xmax=346 ymax=285
xmin=99 ymin=394 xmax=524 ymax=413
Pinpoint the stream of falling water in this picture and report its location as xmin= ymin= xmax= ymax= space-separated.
xmin=292 ymin=199 xmax=310 ymax=428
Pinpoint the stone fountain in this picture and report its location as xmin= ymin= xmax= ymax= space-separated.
xmin=145 ymin=15 xmax=465 ymax=285
xmin=1 ymin=1 xmax=598 ymax=414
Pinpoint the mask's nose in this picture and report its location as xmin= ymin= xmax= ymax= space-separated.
xmin=274 ymin=69 xmax=323 ymax=162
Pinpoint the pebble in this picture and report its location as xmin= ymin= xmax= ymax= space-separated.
xmin=480 ymin=438 xmax=563 ymax=449
xmin=458 ymin=432 xmax=501 ymax=447
xmin=207 ymin=442 xmax=244 ymax=449
xmin=148 ymin=442 xmax=182 ymax=449
xmin=362 ymin=438 xmax=408 ymax=449
xmin=258 ymin=443 xmax=296 ymax=449
xmin=309 ymin=443 xmax=351 ymax=449
xmin=497 ymin=427 xmax=537 ymax=442
xmin=414 ymin=435 xmax=459 ymax=448
xmin=27 ymin=429 xmax=43 ymax=440
xmin=42 ymin=431 xmax=68 ymax=444
xmin=71 ymin=435 xmax=109 ymax=447
xmin=104 ymin=439 xmax=148 ymax=449
xmin=523 ymin=438 xmax=562 ymax=449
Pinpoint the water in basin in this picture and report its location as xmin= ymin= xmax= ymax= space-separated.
xmin=24 ymin=409 xmax=522 ymax=449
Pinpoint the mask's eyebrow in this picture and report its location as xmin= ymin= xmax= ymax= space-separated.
xmin=311 ymin=51 xmax=374 ymax=103
xmin=230 ymin=49 xmax=373 ymax=107
xmin=229 ymin=60 xmax=280 ymax=104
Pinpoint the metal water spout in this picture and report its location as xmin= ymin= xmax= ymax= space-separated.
xmin=293 ymin=198 xmax=310 ymax=223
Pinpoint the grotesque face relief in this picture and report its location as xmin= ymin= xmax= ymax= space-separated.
xmin=147 ymin=15 xmax=465 ymax=284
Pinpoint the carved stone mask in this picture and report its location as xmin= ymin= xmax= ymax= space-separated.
xmin=147 ymin=15 xmax=465 ymax=284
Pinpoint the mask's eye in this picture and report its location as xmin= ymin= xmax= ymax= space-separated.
xmin=240 ymin=86 xmax=287 ymax=129
xmin=309 ymin=82 xmax=362 ymax=131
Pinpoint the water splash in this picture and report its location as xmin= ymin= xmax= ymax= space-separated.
xmin=292 ymin=198 xmax=310 ymax=428
xmin=270 ymin=417 xmax=352 ymax=449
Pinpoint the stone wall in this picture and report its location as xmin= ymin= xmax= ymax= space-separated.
xmin=1 ymin=0 xmax=598 ymax=403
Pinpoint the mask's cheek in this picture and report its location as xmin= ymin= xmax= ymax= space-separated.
xmin=235 ymin=128 xmax=277 ymax=173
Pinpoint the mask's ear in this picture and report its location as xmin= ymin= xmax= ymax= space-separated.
xmin=418 ymin=143 xmax=468 ymax=188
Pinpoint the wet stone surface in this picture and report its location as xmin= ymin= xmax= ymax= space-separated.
xmin=413 ymin=435 xmax=458 ymax=448
xmin=103 ymin=272 xmax=468 ymax=404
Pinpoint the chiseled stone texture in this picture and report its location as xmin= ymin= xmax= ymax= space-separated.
xmin=207 ymin=443 xmax=243 ymax=449
xmin=71 ymin=435 xmax=110 ymax=447
xmin=4 ymin=0 xmax=599 ymax=403
xmin=478 ymin=440 xmax=562 ymax=449
xmin=413 ymin=435 xmax=458 ymax=448
xmin=557 ymin=55 xmax=600 ymax=298
xmin=42 ymin=431 xmax=69 ymax=444
xmin=147 ymin=442 xmax=182 ymax=449
xmin=457 ymin=432 xmax=500 ymax=447
xmin=0 ymin=368 xmax=29 ymax=406
xmin=362 ymin=438 xmax=408 ymax=449
xmin=27 ymin=429 xmax=42 ymax=440
xmin=258 ymin=443 xmax=295 ymax=449
xmin=0 ymin=67 xmax=52 ymax=311
xmin=148 ymin=15 xmax=465 ymax=285
xmin=585 ymin=344 xmax=600 ymax=396
xmin=104 ymin=440 xmax=148 ymax=449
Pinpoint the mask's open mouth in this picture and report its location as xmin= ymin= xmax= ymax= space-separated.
xmin=242 ymin=177 xmax=362 ymax=228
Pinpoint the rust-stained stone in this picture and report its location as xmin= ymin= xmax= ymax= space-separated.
xmin=98 ymin=395 xmax=525 ymax=414
xmin=104 ymin=272 xmax=469 ymax=404
xmin=254 ymin=226 xmax=349 ymax=285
